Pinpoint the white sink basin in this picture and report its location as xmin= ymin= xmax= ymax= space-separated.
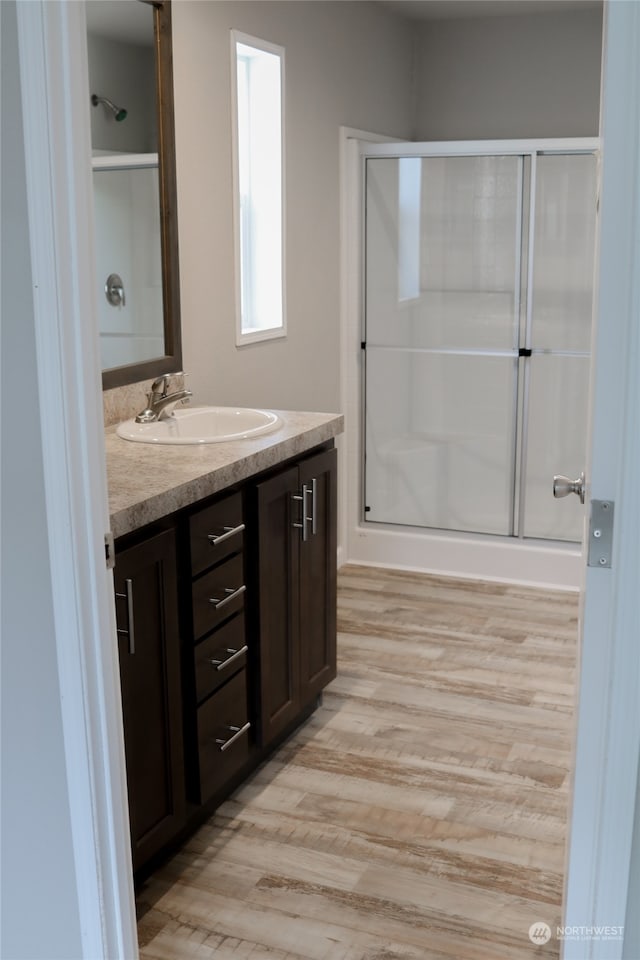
xmin=116 ymin=406 xmax=281 ymax=445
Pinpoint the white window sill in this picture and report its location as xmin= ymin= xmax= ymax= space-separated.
xmin=236 ymin=326 xmax=287 ymax=347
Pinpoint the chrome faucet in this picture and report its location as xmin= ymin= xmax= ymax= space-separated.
xmin=135 ymin=374 xmax=192 ymax=423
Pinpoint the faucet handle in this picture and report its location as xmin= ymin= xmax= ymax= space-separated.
xmin=150 ymin=374 xmax=171 ymax=399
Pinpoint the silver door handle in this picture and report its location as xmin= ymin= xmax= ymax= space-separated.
xmin=553 ymin=472 xmax=585 ymax=505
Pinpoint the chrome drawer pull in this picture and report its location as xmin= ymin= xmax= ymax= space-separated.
xmin=208 ymin=645 xmax=248 ymax=672
xmin=207 ymin=523 xmax=245 ymax=546
xmin=115 ymin=577 xmax=135 ymax=655
xmin=208 ymin=584 xmax=246 ymax=610
xmin=292 ymin=485 xmax=312 ymax=541
xmin=215 ymin=721 xmax=250 ymax=752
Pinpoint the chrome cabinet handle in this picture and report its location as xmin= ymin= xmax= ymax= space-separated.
xmin=310 ymin=478 xmax=317 ymax=536
xmin=207 ymin=523 xmax=245 ymax=546
xmin=208 ymin=584 xmax=246 ymax=609
xmin=208 ymin=645 xmax=248 ymax=672
xmin=215 ymin=721 xmax=250 ymax=752
xmin=292 ymin=484 xmax=312 ymax=541
xmin=115 ymin=577 xmax=135 ymax=655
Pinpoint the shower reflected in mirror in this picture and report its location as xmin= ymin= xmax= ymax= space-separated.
xmin=86 ymin=0 xmax=182 ymax=389
xmin=91 ymin=93 xmax=128 ymax=123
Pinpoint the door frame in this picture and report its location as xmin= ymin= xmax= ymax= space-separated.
xmin=562 ymin=3 xmax=640 ymax=956
xmin=15 ymin=2 xmax=138 ymax=956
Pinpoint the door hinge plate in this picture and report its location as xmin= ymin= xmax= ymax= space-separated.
xmin=587 ymin=500 xmax=614 ymax=568
xmin=105 ymin=531 xmax=115 ymax=570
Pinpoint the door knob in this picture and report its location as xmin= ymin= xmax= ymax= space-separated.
xmin=553 ymin=471 xmax=585 ymax=504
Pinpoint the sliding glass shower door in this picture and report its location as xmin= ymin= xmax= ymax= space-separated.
xmin=363 ymin=146 xmax=597 ymax=542
xmin=521 ymin=154 xmax=597 ymax=540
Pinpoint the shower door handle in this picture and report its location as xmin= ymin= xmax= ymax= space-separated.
xmin=553 ymin=472 xmax=586 ymax=504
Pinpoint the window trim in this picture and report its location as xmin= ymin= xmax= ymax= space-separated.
xmin=230 ymin=29 xmax=287 ymax=346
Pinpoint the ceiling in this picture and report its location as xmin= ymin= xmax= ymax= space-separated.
xmin=377 ymin=0 xmax=602 ymax=20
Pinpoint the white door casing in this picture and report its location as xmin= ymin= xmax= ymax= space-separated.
xmin=562 ymin=3 xmax=640 ymax=957
xmin=15 ymin=2 xmax=138 ymax=956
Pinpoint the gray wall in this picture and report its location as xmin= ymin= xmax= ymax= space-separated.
xmin=1 ymin=2 xmax=84 ymax=957
xmin=172 ymin=0 xmax=415 ymax=413
xmin=414 ymin=9 xmax=603 ymax=141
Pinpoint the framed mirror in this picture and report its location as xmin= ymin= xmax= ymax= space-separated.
xmin=86 ymin=0 xmax=182 ymax=390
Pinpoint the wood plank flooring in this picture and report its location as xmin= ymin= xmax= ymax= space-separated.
xmin=137 ymin=564 xmax=578 ymax=960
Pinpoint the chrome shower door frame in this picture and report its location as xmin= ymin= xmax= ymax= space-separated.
xmin=360 ymin=137 xmax=599 ymax=541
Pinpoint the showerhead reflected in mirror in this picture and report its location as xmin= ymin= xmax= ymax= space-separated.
xmin=86 ymin=0 xmax=182 ymax=390
xmin=91 ymin=93 xmax=128 ymax=123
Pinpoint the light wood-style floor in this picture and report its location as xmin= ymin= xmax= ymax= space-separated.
xmin=137 ymin=564 xmax=578 ymax=960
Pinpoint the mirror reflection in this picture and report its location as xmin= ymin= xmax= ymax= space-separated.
xmin=86 ymin=0 xmax=179 ymax=384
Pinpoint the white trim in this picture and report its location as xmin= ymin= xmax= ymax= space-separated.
xmin=563 ymin=3 xmax=640 ymax=956
xmin=360 ymin=137 xmax=599 ymax=158
xmin=230 ymin=29 xmax=287 ymax=347
xmin=339 ymin=126 xmax=397 ymax=563
xmin=348 ymin=524 xmax=582 ymax=592
xmin=232 ymin=27 xmax=285 ymax=61
xmin=16 ymin=2 xmax=137 ymax=956
xmin=236 ymin=326 xmax=288 ymax=347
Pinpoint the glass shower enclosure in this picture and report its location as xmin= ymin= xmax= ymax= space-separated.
xmin=363 ymin=142 xmax=598 ymax=543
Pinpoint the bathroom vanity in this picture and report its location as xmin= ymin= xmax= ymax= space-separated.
xmin=106 ymin=410 xmax=342 ymax=875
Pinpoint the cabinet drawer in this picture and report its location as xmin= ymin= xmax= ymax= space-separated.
xmin=197 ymin=669 xmax=250 ymax=802
xmin=194 ymin=613 xmax=247 ymax=703
xmin=190 ymin=492 xmax=244 ymax=576
xmin=192 ymin=554 xmax=245 ymax=640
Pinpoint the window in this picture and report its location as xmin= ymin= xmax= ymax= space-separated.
xmin=231 ymin=32 xmax=285 ymax=344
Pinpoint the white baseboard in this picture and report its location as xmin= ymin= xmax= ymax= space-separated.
xmin=346 ymin=523 xmax=582 ymax=591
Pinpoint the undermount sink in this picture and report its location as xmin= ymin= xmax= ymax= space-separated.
xmin=116 ymin=406 xmax=281 ymax=445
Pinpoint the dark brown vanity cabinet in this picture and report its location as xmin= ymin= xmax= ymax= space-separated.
xmin=113 ymin=441 xmax=338 ymax=875
xmin=114 ymin=528 xmax=185 ymax=873
xmin=186 ymin=492 xmax=251 ymax=805
xmin=253 ymin=446 xmax=337 ymax=747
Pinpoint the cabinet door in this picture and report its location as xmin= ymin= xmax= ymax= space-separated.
xmin=114 ymin=528 xmax=185 ymax=872
xmin=298 ymin=447 xmax=337 ymax=705
xmin=255 ymin=465 xmax=300 ymax=745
